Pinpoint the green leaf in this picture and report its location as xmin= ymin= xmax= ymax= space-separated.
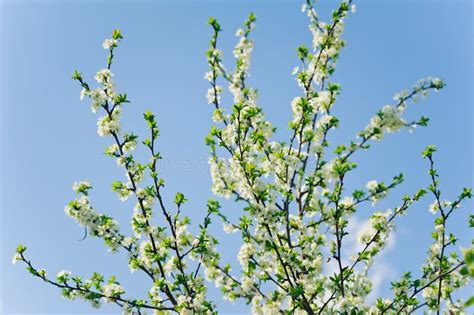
xmin=289 ymin=284 xmax=304 ymax=298
xmin=463 ymin=247 xmax=474 ymax=265
xmin=174 ymin=192 xmax=187 ymax=206
xmin=464 ymin=296 xmax=474 ymax=307
xmin=208 ymin=17 xmax=221 ymax=32
xmin=114 ymin=93 xmax=129 ymax=105
xmin=72 ymin=70 xmax=82 ymax=81
xmin=112 ymin=29 xmax=123 ymax=40
xmin=422 ymin=145 xmax=436 ymax=158
xmin=16 ymin=244 xmax=27 ymax=254
xmin=297 ymin=44 xmax=309 ymax=61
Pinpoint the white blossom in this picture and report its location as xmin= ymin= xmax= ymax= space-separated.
xmin=428 ymin=201 xmax=439 ymax=215
xmin=223 ymin=223 xmax=238 ymax=234
xmin=102 ymin=283 xmax=125 ymax=298
xmin=12 ymin=253 xmax=21 ymax=265
xmin=351 ymin=4 xmax=357 ymax=14
xmin=102 ymin=38 xmax=117 ymax=50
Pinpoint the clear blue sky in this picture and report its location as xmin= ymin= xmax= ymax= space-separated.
xmin=1 ymin=0 xmax=472 ymax=313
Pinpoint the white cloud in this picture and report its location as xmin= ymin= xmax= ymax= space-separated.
xmin=344 ymin=215 xmax=398 ymax=302
xmin=318 ymin=214 xmax=399 ymax=305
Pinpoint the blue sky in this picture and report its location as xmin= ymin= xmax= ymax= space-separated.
xmin=1 ymin=0 xmax=472 ymax=313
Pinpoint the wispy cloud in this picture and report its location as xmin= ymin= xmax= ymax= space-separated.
xmin=344 ymin=216 xmax=397 ymax=302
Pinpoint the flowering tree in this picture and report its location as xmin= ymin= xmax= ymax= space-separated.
xmin=14 ymin=1 xmax=473 ymax=314
xmin=13 ymin=29 xmax=218 ymax=314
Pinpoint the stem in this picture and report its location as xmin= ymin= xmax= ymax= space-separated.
xmin=19 ymin=253 xmax=176 ymax=313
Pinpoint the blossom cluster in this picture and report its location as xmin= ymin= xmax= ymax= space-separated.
xmin=15 ymin=29 xmax=218 ymax=314
xmin=201 ymin=1 xmax=472 ymax=314
xmin=14 ymin=1 xmax=473 ymax=314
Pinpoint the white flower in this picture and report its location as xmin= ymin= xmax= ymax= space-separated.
xmin=122 ymin=304 xmax=133 ymax=314
xmin=251 ymin=295 xmax=263 ymax=314
xmin=102 ymin=283 xmax=125 ymax=298
xmin=95 ymin=69 xmax=113 ymax=84
xmin=237 ymin=243 xmax=255 ymax=267
xmin=291 ymin=66 xmax=299 ymax=75
xmin=393 ymin=90 xmax=409 ymax=101
xmin=301 ymin=3 xmax=307 ymax=13
xmin=122 ymin=140 xmax=136 ymax=153
xmin=422 ymin=286 xmax=435 ymax=299
xmin=321 ymin=160 xmax=336 ymax=181
xmin=441 ymin=200 xmax=453 ymax=208
xmin=122 ymin=237 xmax=133 ymax=248
xmin=116 ymin=156 xmax=126 ymax=167
xmin=176 ymin=294 xmax=191 ymax=307
xmin=366 ymin=180 xmax=378 ymax=191
xmin=97 ymin=109 xmax=121 ymax=137
xmin=380 ymin=105 xmax=406 ymax=132
xmin=105 ymin=144 xmax=119 ymax=156
xmin=204 ymin=71 xmax=213 ymax=81
xmin=430 ymin=77 xmax=444 ymax=90
xmin=428 ymin=201 xmax=439 ymax=215
xmin=206 ymin=88 xmax=214 ymax=104
xmin=163 ymin=258 xmax=174 ymax=275
xmin=72 ymin=180 xmax=92 ymax=194
xmin=12 ymin=253 xmax=21 ymax=265
xmin=291 ymin=96 xmax=303 ymax=121
xmin=89 ymin=88 xmax=107 ymax=113
xmin=241 ymin=276 xmax=254 ymax=293
xmin=206 ymin=86 xmax=222 ymax=104
xmin=80 ymin=88 xmax=87 ymax=101
xmin=223 ymin=223 xmax=238 ymax=234
xmin=351 ymin=4 xmax=357 ymax=14
xmin=102 ymin=38 xmax=117 ymax=50
xmin=211 ymin=48 xmax=222 ymax=58
xmin=212 ymin=108 xmax=224 ymax=123
xmin=340 ymin=196 xmax=355 ymax=208
xmin=314 ymin=91 xmax=332 ymax=112
xmin=56 ymin=270 xmax=71 ymax=278
xmin=316 ymin=114 xmax=334 ymax=129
